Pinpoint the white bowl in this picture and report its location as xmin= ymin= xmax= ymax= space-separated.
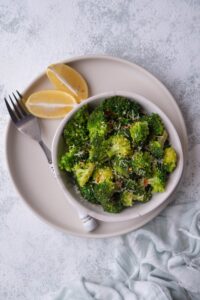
xmin=52 ymin=91 xmax=184 ymax=222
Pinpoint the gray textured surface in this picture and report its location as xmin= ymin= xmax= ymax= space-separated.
xmin=0 ymin=1 xmax=200 ymax=299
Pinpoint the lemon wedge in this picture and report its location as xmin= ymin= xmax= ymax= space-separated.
xmin=46 ymin=63 xmax=88 ymax=102
xmin=26 ymin=90 xmax=77 ymax=119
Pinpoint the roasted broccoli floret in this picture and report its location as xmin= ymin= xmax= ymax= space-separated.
xmin=93 ymin=167 xmax=113 ymax=184
xmin=132 ymin=151 xmax=152 ymax=177
xmin=112 ymin=157 xmax=131 ymax=178
xmin=145 ymin=166 xmax=167 ymax=192
xmin=59 ymin=147 xmax=77 ymax=172
xmin=157 ymin=130 xmax=168 ymax=147
xmin=107 ymin=135 xmax=132 ymax=158
xmin=94 ymin=178 xmax=123 ymax=213
xmin=63 ymin=105 xmax=89 ymax=147
xmin=117 ymin=126 xmax=131 ymax=140
xmin=59 ymin=146 xmax=88 ymax=172
xmin=135 ymin=188 xmax=152 ymax=202
xmin=146 ymin=113 xmax=164 ymax=136
xmin=149 ymin=140 xmax=164 ymax=159
xmin=121 ymin=191 xmax=134 ymax=207
xmin=73 ymin=161 xmax=95 ymax=187
xmin=108 ymin=118 xmax=132 ymax=139
xmin=87 ymin=107 xmax=108 ymax=141
xmin=79 ymin=183 xmax=99 ymax=204
xmin=148 ymin=130 xmax=168 ymax=159
xmin=102 ymin=96 xmax=141 ymax=120
xmin=93 ymin=181 xmax=115 ymax=203
xmin=125 ymin=178 xmax=139 ymax=191
xmin=89 ymin=135 xmax=109 ymax=163
xmin=130 ymin=121 xmax=149 ymax=145
xmin=101 ymin=198 xmax=123 ymax=213
xmin=163 ymin=147 xmax=177 ymax=173
xmin=121 ymin=189 xmax=152 ymax=206
xmin=124 ymin=178 xmax=152 ymax=202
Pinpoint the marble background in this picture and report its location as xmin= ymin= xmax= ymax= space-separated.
xmin=0 ymin=0 xmax=200 ymax=299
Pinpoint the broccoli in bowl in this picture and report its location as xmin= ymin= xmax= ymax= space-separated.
xmin=58 ymin=96 xmax=178 ymax=213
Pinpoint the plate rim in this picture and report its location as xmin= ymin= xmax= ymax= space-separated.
xmin=5 ymin=54 xmax=188 ymax=238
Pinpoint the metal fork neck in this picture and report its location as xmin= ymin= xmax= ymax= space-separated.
xmin=38 ymin=140 xmax=52 ymax=164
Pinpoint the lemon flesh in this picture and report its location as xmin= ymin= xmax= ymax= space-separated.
xmin=26 ymin=90 xmax=77 ymax=119
xmin=46 ymin=64 xmax=88 ymax=102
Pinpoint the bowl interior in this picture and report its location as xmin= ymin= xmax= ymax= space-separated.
xmin=52 ymin=92 xmax=184 ymax=222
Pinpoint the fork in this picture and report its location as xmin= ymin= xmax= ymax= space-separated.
xmin=4 ymin=91 xmax=97 ymax=232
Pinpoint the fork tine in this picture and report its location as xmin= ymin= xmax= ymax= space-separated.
xmin=12 ymin=92 xmax=28 ymax=116
xmin=9 ymin=95 xmax=22 ymax=119
xmin=16 ymin=90 xmax=30 ymax=115
xmin=4 ymin=97 xmax=18 ymax=122
xmin=16 ymin=90 xmax=22 ymax=99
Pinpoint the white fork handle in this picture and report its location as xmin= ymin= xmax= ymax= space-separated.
xmin=77 ymin=210 xmax=98 ymax=232
xmin=39 ymin=141 xmax=98 ymax=232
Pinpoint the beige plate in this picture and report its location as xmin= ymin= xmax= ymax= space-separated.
xmin=5 ymin=55 xmax=188 ymax=238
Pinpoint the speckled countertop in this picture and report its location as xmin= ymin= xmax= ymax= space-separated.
xmin=1 ymin=1 xmax=200 ymax=299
